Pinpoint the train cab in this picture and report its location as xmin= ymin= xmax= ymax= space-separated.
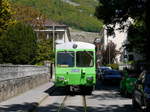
xmin=55 ymin=41 xmax=96 ymax=92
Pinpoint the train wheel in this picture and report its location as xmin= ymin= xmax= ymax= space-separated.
xmin=80 ymin=86 xmax=93 ymax=95
xmin=86 ymin=86 xmax=93 ymax=95
xmin=65 ymin=86 xmax=70 ymax=94
xmin=132 ymin=97 xmax=139 ymax=109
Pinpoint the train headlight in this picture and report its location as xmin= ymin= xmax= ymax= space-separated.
xmin=57 ymin=76 xmax=65 ymax=81
xmin=87 ymin=76 xmax=93 ymax=81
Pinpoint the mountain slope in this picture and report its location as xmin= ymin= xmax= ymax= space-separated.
xmin=10 ymin=0 xmax=103 ymax=32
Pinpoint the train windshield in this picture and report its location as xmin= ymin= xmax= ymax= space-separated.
xmin=57 ymin=51 xmax=74 ymax=67
xmin=76 ymin=51 xmax=94 ymax=67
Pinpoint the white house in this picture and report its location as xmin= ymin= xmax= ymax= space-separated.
xmin=102 ymin=19 xmax=143 ymax=64
xmin=103 ymin=24 xmax=128 ymax=63
xmin=34 ymin=20 xmax=72 ymax=50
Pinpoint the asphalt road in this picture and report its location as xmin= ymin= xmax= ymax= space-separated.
xmin=34 ymin=80 xmax=137 ymax=112
xmin=87 ymin=81 xmax=134 ymax=112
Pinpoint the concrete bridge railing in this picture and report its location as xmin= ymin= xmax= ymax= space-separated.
xmin=0 ymin=65 xmax=51 ymax=102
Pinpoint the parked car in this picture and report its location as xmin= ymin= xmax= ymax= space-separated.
xmin=101 ymin=69 xmax=122 ymax=83
xmin=99 ymin=66 xmax=112 ymax=70
xmin=97 ymin=66 xmax=112 ymax=80
xmin=132 ymin=70 xmax=150 ymax=111
xmin=120 ymin=70 xmax=138 ymax=97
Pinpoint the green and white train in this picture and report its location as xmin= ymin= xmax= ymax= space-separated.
xmin=55 ymin=41 xmax=96 ymax=93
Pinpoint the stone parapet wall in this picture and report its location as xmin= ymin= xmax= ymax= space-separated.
xmin=0 ymin=65 xmax=51 ymax=102
xmin=0 ymin=65 xmax=50 ymax=81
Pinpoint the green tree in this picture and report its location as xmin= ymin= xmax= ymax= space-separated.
xmin=0 ymin=22 xmax=37 ymax=64
xmin=95 ymin=0 xmax=145 ymax=26
xmin=126 ymin=21 xmax=146 ymax=54
xmin=102 ymin=41 xmax=117 ymax=65
xmin=95 ymin=0 xmax=150 ymax=61
xmin=35 ymin=38 xmax=54 ymax=65
xmin=11 ymin=3 xmax=47 ymax=29
xmin=0 ymin=0 xmax=14 ymax=35
xmin=11 ymin=0 xmax=103 ymax=32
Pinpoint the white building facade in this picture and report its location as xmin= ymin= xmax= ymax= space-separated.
xmin=102 ymin=20 xmax=143 ymax=64
xmin=103 ymin=24 xmax=128 ymax=63
xmin=34 ymin=20 xmax=72 ymax=50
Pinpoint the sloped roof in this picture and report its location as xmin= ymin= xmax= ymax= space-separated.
xmin=31 ymin=18 xmax=68 ymax=28
xmin=43 ymin=19 xmax=67 ymax=27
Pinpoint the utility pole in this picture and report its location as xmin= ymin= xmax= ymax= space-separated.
xmin=109 ymin=42 xmax=111 ymax=64
xmin=107 ymin=36 xmax=110 ymax=64
xmin=53 ymin=24 xmax=55 ymax=51
xmin=124 ymin=50 xmax=128 ymax=68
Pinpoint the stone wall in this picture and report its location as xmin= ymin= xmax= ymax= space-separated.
xmin=70 ymin=28 xmax=100 ymax=43
xmin=0 ymin=65 xmax=51 ymax=102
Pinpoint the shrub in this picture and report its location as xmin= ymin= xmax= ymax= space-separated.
xmin=107 ymin=63 xmax=119 ymax=70
xmin=35 ymin=38 xmax=54 ymax=65
xmin=0 ymin=22 xmax=37 ymax=64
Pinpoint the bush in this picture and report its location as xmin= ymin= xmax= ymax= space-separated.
xmin=107 ymin=64 xmax=119 ymax=70
xmin=35 ymin=38 xmax=54 ymax=65
xmin=0 ymin=22 xmax=37 ymax=64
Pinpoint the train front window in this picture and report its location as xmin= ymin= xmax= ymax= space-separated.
xmin=76 ymin=51 xmax=94 ymax=67
xmin=57 ymin=52 xmax=74 ymax=67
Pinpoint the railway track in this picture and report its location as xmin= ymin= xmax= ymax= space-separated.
xmin=30 ymin=94 xmax=87 ymax=112
xmin=56 ymin=95 xmax=87 ymax=112
xmin=29 ymin=86 xmax=57 ymax=112
xmin=57 ymin=95 xmax=68 ymax=112
xmin=82 ymin=95 xmax=87 ymax=112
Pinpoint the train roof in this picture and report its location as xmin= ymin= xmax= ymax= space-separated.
xmin=56 ymin=41 xmax=95 ymax=50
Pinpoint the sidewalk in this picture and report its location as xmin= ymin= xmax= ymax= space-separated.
xmin=0 ymin=82 xmax=54 ymax=112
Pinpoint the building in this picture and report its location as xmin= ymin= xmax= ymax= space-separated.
xmin=94 ymin=29 xmax=104 ymax=67
xmin=101 ymin=21 xmax=143 ymax=65
xmin=34 ymin=20 xmax=72 ymax=50
xmin=103 ymin=24 xmax=128 ymax=63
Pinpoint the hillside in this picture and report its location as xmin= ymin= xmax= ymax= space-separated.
xmin=70 ymin=28 xmax=100 ymax=43
xmin=10 ymin=0 xmax=103 ymax=32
